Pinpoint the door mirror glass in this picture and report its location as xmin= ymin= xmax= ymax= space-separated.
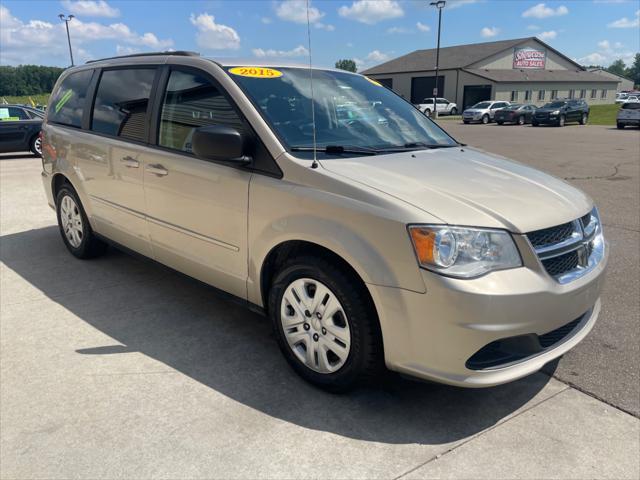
xmin=192 ymin=125 xmax=252 ymax=164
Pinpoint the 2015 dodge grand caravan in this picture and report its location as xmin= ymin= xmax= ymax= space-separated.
xmin=41 ymin=52 xmax=607 ymax=391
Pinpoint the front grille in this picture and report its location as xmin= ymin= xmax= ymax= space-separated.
xmin=527 ymin=222 xmax=574 ymax=249
xmin=466 ymin=313 xmax=586 ymax=370
xmin=542 ymin=250 xmax=580 ymax=277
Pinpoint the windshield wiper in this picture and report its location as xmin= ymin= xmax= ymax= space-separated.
xmin=290 ymin=145 xmax=379 ymax=155
xmin=376 ymin=142 xmax=460 ymax=151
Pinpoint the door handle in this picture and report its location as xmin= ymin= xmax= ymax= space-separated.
xmin=146 ymin=163 xmax=168 ymax=176
xmin=120 ymin=156 xmax=139 ymax=168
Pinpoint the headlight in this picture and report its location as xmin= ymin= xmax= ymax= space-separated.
xmin=408 ymin=225 xmax=522 ymax=278
xmin=551 ymin=110 xmax=560 ymax=115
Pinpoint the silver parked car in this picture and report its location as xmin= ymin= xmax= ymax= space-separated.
xmin=617 ymin=102 xmax=640 ymax=129
xmin=463 ymin=100 xmax=510 ymax=124
xmin=41 ymin=52 xmax=607 ymax=391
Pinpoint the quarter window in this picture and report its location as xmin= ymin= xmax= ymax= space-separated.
xmin=91 ymin=68 xmax=156 ymax=142
xmin=159 ymin=69 xmax=246 ymax=154
xmin=48 ymin=69 xmax=93 ymax=128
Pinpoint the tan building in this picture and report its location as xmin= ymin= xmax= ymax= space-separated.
xmin=362 ymin=37 xmax=619 ymax=109
xmin=587 ymin=68 xmax=635 ymax=92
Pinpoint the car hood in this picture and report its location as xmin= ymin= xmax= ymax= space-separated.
xmin=536 ymin=107 xmax=563 ymax=113
xmin=320 ymin=146 xmax=591 ymax=233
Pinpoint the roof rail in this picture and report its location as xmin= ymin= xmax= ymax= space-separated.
xmin=86 ymin=51 xmax=200 ymax=64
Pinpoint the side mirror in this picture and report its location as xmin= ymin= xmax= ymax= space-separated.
xmin=191 ymin=125 xmax=253 ymax=164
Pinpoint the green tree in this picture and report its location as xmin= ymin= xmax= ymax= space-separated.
xmin=335 ymin=59 xmax=357 ymax=73
xmin=626 ymin=53 xmax=640 ymax=88
xmin=0 ymin=65 xmax=65 ymax=96
xmin=607 ymin=59 xmax=627 ymax=77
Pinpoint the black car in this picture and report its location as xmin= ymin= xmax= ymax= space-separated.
xmin=532 ymin=99 xmax=589 ymax=127
xmin=494 ymin=104 xmax=536 ymax=125
xmin=0 ymin=104 xmax=44 ymax=156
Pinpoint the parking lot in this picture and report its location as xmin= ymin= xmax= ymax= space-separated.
xmin=1 ymin=124 xmax=639 ymax=479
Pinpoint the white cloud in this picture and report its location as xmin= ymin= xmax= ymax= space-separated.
xmin=416 ymin=21 xmax=430 ymax=32
xmin=276 ymin=0 xmax=324 ymax=24
xmin=252 ymin=45 xmax=309 ymax=58
xmin=446 ymin=0 xmax=481 ymax=9
xmin=578 ymin=39 xmax=635 ymax=66
xmin=522 ymin=3 xmax=569 ymax=18
xmin=115 ymin=45 xmax=139 ymax=55
xmin=338 ymin=0 xmax=404 ymax=25
xmin=607 ymin=9 xmax=640 ymax=28
xmin=315 ymin=22 xmax=335 ymax=31
xmin=480 ymin=26 xmax=499 ymax=38
xmin=261 ymin=17 xmax=272 ymax=24
xmin=190 ymin=13 xmax=240 ymax=50
xmin=366 ymin=50 xmax=390 ymax=62
xmin=537 ymin=30 xmax=557 ymax=40
xmin=387 ymin=26 xmax=411 ymax=34
xmin=0 ymin=5 xmax=171 ymax=65
xmin=526 ymin=24 xmax=540 ymax=30
xmin=61 ymin=0 xmax=120 ymax=18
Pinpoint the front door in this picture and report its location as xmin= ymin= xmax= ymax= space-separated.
xmin=0 ymin=107 xmax=33 ymax=152
xmin=143 ymin=67 xmax=251 ymax=299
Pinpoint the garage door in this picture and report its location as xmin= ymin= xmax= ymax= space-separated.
xmin=463 ymin=85 xmax=492 ymax=109
xmin=411 ymin=76 xmax=445 ymax=104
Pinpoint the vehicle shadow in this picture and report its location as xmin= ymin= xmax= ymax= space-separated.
xmin=0 ymin=152 xmax=37 ymax=160
xmin=1 ymin=226 xmax=556 ymax=446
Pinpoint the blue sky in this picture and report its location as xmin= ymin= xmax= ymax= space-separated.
xmin=1 ymin=0 xmax=638 ymax=69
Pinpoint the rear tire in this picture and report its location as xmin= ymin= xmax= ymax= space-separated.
xmin=268 ymin=256 xmax=383 ymax=392
xmin=56 ymin=185 xmax=107 ymax=259
xmin=29 ymin=134 xmax=42 ymax=157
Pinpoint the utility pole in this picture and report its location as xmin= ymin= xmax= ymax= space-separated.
xmin=429 ymin=1 xmax=445 ymax=118
xmin=59 ymin=14 xmax=75 ymax=67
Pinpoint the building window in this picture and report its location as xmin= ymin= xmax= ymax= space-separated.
xmin=568 ymin=89 xmax=575 ymax=99
xmin=511 ymin=90 xmax=518 ymax=102
xmin=601 ymin=89 xmax=607 ymax=99
xmin=524 ymin=90 xmax=532 ymax=101
xmin=590 ymin=89 xmax=597 ymax=99
xmin=580 ymin=89 xmax=586 ymax=99
xmin=538 ymin=90 xmax=545 ymax=101
xmin=551 ymin=90 xmax=558 ymax=99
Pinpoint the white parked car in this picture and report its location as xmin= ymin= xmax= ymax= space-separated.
xmin=623 ymin=95 xmax=640 ymax=104
xmin=417 ymin=98 xmax=458 ymax=116
xmin=462 ymin=101 xmax=511 ymax=124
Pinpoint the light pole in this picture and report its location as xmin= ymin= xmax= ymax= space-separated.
xmin=429 ymin=0 xmax=445 ymax=118
xmin=58 ymin=14 xmax=75 ymax=66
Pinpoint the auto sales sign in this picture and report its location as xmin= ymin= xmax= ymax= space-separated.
xmin=513 ymin=48 xmax=546 ymax=69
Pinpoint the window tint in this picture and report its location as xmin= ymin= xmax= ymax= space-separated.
xmin=48 ymin=70 xmax=93 ymax=128
xmin=159 ymin=69 xmax=246 ymax=154
xmin=91 ymin=68 xmax=156 ymax=141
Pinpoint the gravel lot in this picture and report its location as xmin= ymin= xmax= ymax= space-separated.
xmin=1 ymin=124 xmax=638 ymax=479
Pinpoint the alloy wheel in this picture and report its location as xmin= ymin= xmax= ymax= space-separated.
xmin=34 ymin=137 xmax=42 ymax=155
xmin=280 ymin=278 xmax=351 ymax=374
xmin=60 ymin=195 xmax=84 ymax=248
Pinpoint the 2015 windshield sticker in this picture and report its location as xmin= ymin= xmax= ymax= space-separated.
xmin=365 ymin=77 xmax=383 ymax=87
xmin=229 ymin=67 xmax=283 ymax=78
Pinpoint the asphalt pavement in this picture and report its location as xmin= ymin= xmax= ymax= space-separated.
xmin=1 ymin=124 xmax=639 ymax=479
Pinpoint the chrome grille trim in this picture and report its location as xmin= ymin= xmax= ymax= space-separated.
xmin=526 ymin=210 xmax=605 ymax=284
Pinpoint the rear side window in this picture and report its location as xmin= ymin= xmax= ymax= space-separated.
xmin=158 ymin=69 xmax=246 ymax=154
xmin=48 ymin=70 xmax=93 ymax=128
xmin=91 ymin=68 xmax=156 ymax=142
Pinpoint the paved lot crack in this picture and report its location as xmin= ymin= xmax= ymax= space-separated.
xmin=392 ymin=385 xmax=570 ymax=480
xmin=563 ymin=162 xmax=635 ymax=181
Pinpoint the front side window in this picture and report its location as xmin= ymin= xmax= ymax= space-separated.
xmin=226 ymin=67 xmax=457 ymax=155
xmin=0 ymin=107 xmax=29 ymax=121
xmin=159 ymin=69 xmax=246 ymax=154
xmin=91 ymin=68 xmax=156 ymax=142
xmin=48 ymin=69 xmax=93 ymax=128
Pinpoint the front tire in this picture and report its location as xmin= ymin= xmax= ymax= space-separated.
xmin=450 ymin=107 xmax=458 ymax=115
xmin=424 ymin=109 xmax=432 ymax=118
xmin=580 ymin=113 xmax=588 ymax=125
xmin=532 ymin=121 xmax=539 ymax=127
xmin=481 ymin=114 xmax=490 ymax=124
xmin=268 ymin=256 xmax=382 ymax=392
xmin=56 ymin=185 xmax=107 ymax=259
xmin=463 ymin=120 xmax=470 ymax=124
xmin=517 ymin=115 xmax=525 ymax=126
xmin=497 ymin=120 xmax=504 ymax=125
xmin=557 ymin=115 xmax=566 ymax=127
xmin=617 ymin=122 xmax=625 ymax=129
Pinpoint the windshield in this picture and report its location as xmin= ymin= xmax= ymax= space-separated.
xmin=471 ymin=102 xmax=491 ymax=109
xmin=544 ymin=101 xmax=567 ymax=108
xmin=225 ymin=67 xmax=457 ymax=155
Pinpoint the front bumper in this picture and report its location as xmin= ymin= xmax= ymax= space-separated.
xmin=617 ymin=118 xmax=640 ymax=126
xmin=368 ymin=236 xmax=608 ymax=387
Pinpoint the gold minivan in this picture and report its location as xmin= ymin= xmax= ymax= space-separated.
xmin=41 ymin=52 xmax=607 ymax=391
